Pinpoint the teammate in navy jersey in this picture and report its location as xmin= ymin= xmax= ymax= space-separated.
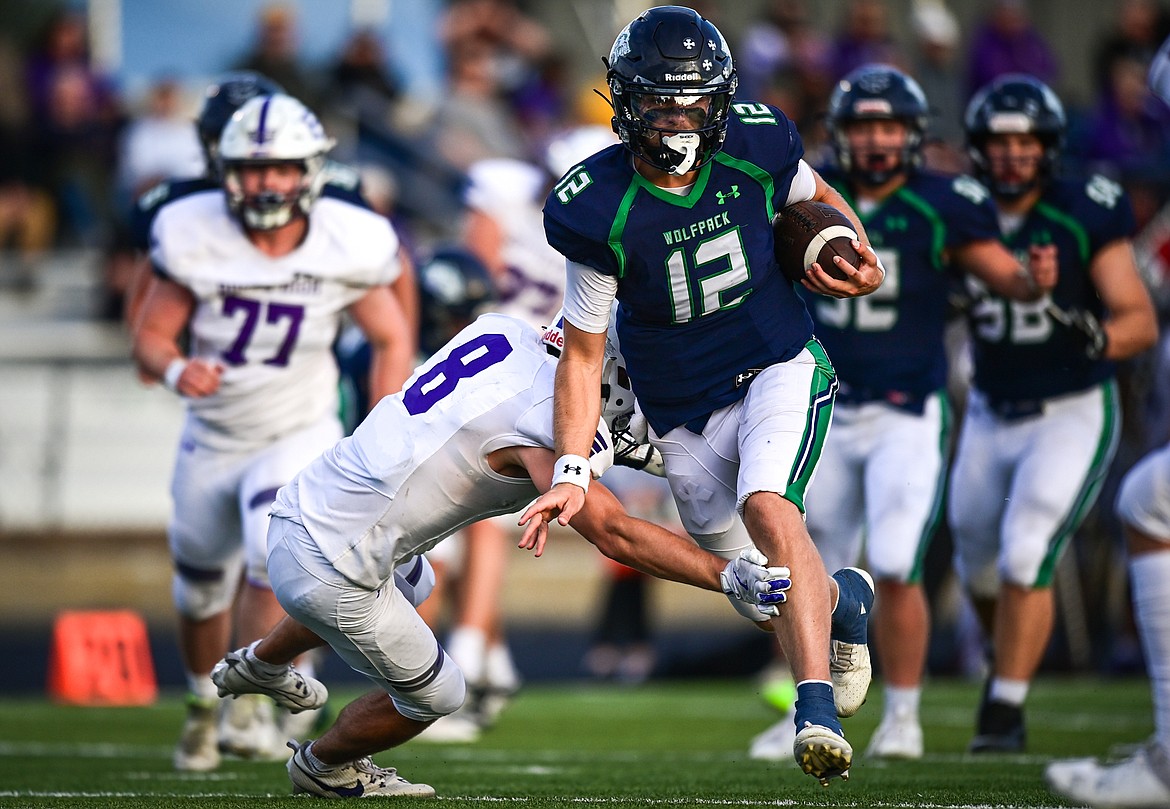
xmin=762 ymin=64 xmax=1057 ymax=763
xmin=949 ymin=74 xmax=1157 ymax=754
xmin=520 ymin=6 xmax=883 ymax=785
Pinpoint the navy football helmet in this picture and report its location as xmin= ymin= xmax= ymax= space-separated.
xmin=605 ymin=5 xmax=737 ymax=176
xmin=964 ymin=74 xmax=1066 ymax=199
xmin=417 ymin=247 xmax=497 ymax=357
xmin=196 ymin=71 xmax=284 ymax=176
xmin=826 ymin=64 xmax=929 ymax=184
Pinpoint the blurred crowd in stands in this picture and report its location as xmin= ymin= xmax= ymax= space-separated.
xmin=2 ymin=1 xmax=1170 ymax=304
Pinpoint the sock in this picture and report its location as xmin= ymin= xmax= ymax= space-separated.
xmin=988 ymin=677 xmax=1029 ymax=706
xmin=446 ymin=626 xmax=487 ymax=685
xmin=1131 ymin=551 xmax=1170 ymax=754
xmin=245 ymin=641 xmax=291 ymax=677
xmin=793 ymin=680 xmax=840 ymax=733
xmin=186 ymin=671 xmax=218 ymax=702
xmin=830 ymin=568 xmax=871 ymax=644
xmin=485 ymin=642 xmax=520 ymax=692
xmin=301 ymin=741 xmax=333 ymax=772
xmin=883 ymin=685 xmax=921 ymax=718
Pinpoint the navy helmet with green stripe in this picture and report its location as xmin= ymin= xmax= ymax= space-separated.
xmin=604 ymin=5 xmax=737 ymax=177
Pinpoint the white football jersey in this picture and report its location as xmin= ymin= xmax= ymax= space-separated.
xmin=151 ymin=191 xmax=401 ymax=451
xmin=464 ymin=158 xmax=565 ymax=327
xmin=271 ymin=313 xmax=613 ymax=590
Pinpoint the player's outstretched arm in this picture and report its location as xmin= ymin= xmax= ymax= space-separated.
xmin=955 ymin=240 xmax=1057 ymax=300
xmin=132 ymin=276 xmax=222 ymax=397
xmin=349 ymin=284 xmax=415 ymax=405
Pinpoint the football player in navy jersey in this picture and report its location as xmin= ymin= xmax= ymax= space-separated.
xmin=758 ymin=64 xmax=1057 ymax=763
xmin=519 ymin=5 xmax=884 ymax=786
xmin=949 ymin=75 xmax=1157 ymax=754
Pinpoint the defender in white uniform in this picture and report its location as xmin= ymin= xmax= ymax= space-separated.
xmin=210 ymin=312 xmax=790 ymax=798
xmin=133 ymin=93 xmax=414 ymax=771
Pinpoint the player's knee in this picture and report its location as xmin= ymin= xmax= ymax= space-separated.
xmin=391 ymin=655 xmax=466 ymax=721
xmin=393 ymin=556 xmax=435 ymax=608
xmin=999 ymin=544 xmax=1046 ymax=588
xmin=172 ymin=565 xmax=237 ymax=620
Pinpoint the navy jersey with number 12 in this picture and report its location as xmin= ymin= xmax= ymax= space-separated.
xmin=544 ymin=101 xmax=817 ymax=436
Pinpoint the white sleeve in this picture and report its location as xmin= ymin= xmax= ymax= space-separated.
xmin=562 ymin=260 xmax=617 ymax=334
xmin=784 ymin=160 xmax=817 ymax=206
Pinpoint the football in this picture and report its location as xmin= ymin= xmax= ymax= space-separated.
xmin=772 ymin=201 xmax=861 ymax=283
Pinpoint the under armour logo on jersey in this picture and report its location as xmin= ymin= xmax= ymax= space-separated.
xmin=716 ymin=186 xmax=740 ymax=204
xmin=562 ymin=463 xmax=583 ymax=475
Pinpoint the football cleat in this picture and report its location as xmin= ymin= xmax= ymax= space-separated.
xmin=794 ymin=722 xmax=853 ymax=786
xmin=211 ymin=643 xmax=328 ymax=713
xmin=865 ymin=707 xmax=924 ymax=760
xmin=748 ymin=707 xmax=798 ymax=763
xmin=1046 ymin=742 xmax=1170 ymax=808
xmin=969 ymin=696 xmax=1025 ymax=753
xmin=412 ymin=709 xmax=481 ymax=744
xmin=287 ymin=740 xmax=436 ymax=798
xmin=173 ymin=693 xmax=220 ymax=772
xmin=217 ymin=693 xmax=288 ymax=761
xmin=829 ymin=567 xmax=874 ymax=717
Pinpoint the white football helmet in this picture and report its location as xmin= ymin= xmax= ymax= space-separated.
xmin=218 ymin=93 xmax=335 ymax=230
xmin=541 ymin=309 xmax=638 ymax=457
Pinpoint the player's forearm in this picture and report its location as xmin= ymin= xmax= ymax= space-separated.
xmin=572 ymin=486 xmax=721 ymax=590
xmin=553 ymin=355 xmax=602 ymax=458
xmin=366 ymin=340 xmax=414 ymax=406
xmin=132 ymin=328 xmax=183 ymax=383
xmin=1102 ymin=308 xmax=1158 ymax=361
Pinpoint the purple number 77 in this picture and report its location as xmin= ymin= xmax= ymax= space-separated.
xmin=221 ymin=295 xmax=305 ymax=367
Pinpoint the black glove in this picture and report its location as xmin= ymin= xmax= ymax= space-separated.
xmin=1048 ymin=304 xmax=1108 ymax=360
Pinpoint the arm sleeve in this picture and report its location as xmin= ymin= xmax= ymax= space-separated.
xmin=562 ymin=260 xmax=618 ymax=333
xmin=783 ymin=160 xmax=816 ymax=206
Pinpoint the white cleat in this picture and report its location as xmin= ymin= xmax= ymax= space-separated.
xmin=412 ymin=710 xmax=481 ymax=744
xmin=829 ymin=640 xmax=871 ymax=718
xmin=829 ymin=567 xmax=874 ymax=718
xmin=211 ymin=643 xmax=328 ymax=713
xmin=866 ymin=708 xmax=924 ymax=760
xmin=1046 ymin=743 xmax=1170 ymax=808
xmin=748 ymin=707 xmax=798 ymax=762
xmin=287 ymin=740 xmax=436 ymax=798
xmin=793 ymin=722 xmax=853 ymax=787
xmin=217 ymin=693 xmax=288 ymax=761
xmin=173 ymin=695 xmax=220 ymax=772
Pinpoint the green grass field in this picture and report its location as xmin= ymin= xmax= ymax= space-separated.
xmin=0 ymin=676 xmax=1152 ymax=808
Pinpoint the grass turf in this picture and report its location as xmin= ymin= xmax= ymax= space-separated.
xmin=0 ymin=676 xmax=1151 ymax=808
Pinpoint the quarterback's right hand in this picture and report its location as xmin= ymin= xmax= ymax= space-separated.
xmin=518 ymin=483 xmax=587 ymax=553
xmin=719 ymin=548 xmax=791 ymax=618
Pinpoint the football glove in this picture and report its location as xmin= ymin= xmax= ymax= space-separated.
xmin=1047 ymin=303 xmax=1108 ymax=360
xmin=719 ymin=548 xmax=791 ymax=618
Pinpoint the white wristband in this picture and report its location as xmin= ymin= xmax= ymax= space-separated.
xmin=551 ymin=454 xmax=591 ymax=493
xmin=162 ymin=358 xmax=188 ymax=393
